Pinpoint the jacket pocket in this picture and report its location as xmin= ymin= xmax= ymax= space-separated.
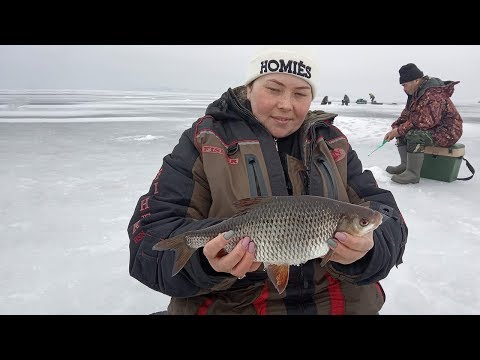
xmin=313 ymin=155 xmax=338 ymax=199
xmin=131 ymin=246 xmax=159 ymax=288
xmin=245 ymin=154 xmax=268 ymax=197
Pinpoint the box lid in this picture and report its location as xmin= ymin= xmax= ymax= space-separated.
xmin=424 ymin=143 xmax=465 ymax=157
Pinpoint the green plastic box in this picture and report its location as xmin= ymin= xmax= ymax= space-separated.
xmin=420 ymin=143 xmax=465 ymax=182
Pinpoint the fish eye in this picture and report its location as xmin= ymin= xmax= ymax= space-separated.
xmin=360 ymin=218 xmax=370 ymax=227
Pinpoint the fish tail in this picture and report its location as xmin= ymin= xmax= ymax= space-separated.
xmin=152 ymin=234 xmax=196 ymax=276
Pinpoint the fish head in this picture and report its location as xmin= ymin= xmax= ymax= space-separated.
xmin=336 ymin=207 xmax=383 ymax=237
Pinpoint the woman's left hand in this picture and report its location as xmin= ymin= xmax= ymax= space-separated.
xmin=326 ymin=231 xmax=374 ymax=265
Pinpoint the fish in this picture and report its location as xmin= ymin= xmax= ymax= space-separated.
xmin=152 ymin=195 xmax=383 ymax=294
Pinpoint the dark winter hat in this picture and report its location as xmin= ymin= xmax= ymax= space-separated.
xmin=399 ymin=63 xmax=424 ymax=84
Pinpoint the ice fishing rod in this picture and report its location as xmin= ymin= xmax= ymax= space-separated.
xmin=368 ymin=139 xmax=388 ymax=156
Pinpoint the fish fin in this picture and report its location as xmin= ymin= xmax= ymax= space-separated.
xmin=320 ymin=249 xmax=335 ymax=267
xmin=265 ymin=263 xmax=290 ymax=294
xmin=152 ymin=234 xmax=196 ymax=276
xmin=232 ymin=197 xmax=274 ymax=214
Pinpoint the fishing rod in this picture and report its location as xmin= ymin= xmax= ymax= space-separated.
xmin=368 ymin=139 xmax=389 ymax=156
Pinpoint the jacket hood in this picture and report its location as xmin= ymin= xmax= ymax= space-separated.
xmin=417 ymin=76 xmax=460 ymax=98
xmin=204 ymin=86 xmax=252 ymax=123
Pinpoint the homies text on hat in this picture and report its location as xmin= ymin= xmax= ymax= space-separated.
xmin=259 ymin=59 xmax=312 ymax=79
xmin=245 ymin=47 xmax=318 ymax=99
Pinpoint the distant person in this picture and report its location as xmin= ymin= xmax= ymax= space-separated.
xmin=384 ymin=63 xmax=463 ymax=184
xmin=369 ymin=93 xmax=375 ymax=104
xmin=128 ymin=46 xmax=408 ymax=315
xmin=342 ymin=94 xmax=350 ymax=106
xmin=321 ymin=95 xmax=329 ymax=105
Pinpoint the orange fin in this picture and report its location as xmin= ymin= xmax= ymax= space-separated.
xmin=232 ymin=197 xmax=274 ymax=214
xmin=152 ymin=234 xmax=195 ymax=276
xmin=320 ymin=248 xmax=335 ymax=267
xmin=265 ymin=263 xmax=290 ymax=294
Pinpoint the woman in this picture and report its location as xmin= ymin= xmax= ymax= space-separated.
xmin=128 ymin=46 xmax=408 ymax=315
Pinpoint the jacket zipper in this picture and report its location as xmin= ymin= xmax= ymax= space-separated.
xmin=300 ymin=264 xmax=308 ymax=289
xmin=297 ymin=264 xmax=308 ymax=314
xmin=303 ymin=127 xmax=317 ymax=194
xmin=248 ymin=157 xmax=262 ymax=196
xmin=245 ymin=154 xmax=268 ymax=197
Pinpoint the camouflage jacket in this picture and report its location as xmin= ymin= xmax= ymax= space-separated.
xmin=128 ymin=86 xmax=408 ymax=315
xmin=391 ymin=76 xmax=463 ymax=147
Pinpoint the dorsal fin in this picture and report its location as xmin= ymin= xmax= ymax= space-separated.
xmin=232 ymin=196 xmax=274 ymax=214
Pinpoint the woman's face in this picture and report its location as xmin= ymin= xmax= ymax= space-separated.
xmin=246 ymin=73 xmax=313 ymax=139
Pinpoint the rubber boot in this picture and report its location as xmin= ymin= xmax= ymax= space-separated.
xmin=386 ymin=145 xmax=407 ymax=174
xmin=391 ymin=152 xmax=425 ymax=184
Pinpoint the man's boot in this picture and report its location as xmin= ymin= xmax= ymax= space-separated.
xmin=386 ymin=145 xmax=407 ymax=174
xmin=391 ymin=152 xmax=425 ymax=184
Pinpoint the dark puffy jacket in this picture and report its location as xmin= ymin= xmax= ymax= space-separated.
xmin=128 ymin=86 xmax=408 ymax=315
xmin=392 ymin=76 xmax=463 ymax=147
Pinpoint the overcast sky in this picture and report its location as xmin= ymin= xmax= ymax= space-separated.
xmin=1 ymin=45 xmax=479 ymax=102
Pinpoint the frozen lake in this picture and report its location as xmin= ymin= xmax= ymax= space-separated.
xmin=1 ymin=89 xmax=479 ymax=314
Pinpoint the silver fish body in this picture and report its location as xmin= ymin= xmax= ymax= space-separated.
xmin=153 ymin=195 xmax=383 ymax=293
xmin=182 ymin=195 xmax=381 ymax=265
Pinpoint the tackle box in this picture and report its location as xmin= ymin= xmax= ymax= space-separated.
xmin=420 ymin=143 xmax=465 ymax=182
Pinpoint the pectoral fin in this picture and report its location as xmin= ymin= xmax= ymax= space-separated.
xmin=265 ymin=264 xmax=290 ymax=294
xmin=320 ymin=248 xmax=335 ymax=267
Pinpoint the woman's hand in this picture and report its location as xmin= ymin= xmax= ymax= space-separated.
xmin=203 ymin=231 xmax=262 ymax=279
xmin=326 ymin=231 xmax=374 ymax=265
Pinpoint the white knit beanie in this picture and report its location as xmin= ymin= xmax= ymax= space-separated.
xmin=245 ymin=46 xmax=318 ymax=99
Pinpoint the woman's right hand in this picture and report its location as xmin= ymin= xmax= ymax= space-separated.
xmin=203 ymin=231 xmax=262 ymax=279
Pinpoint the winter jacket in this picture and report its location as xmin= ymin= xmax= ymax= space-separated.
xmin=391 ymin=76 xmax=463 ymax=147
xmin=128 ymin=86 xmax=408 ymax=315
